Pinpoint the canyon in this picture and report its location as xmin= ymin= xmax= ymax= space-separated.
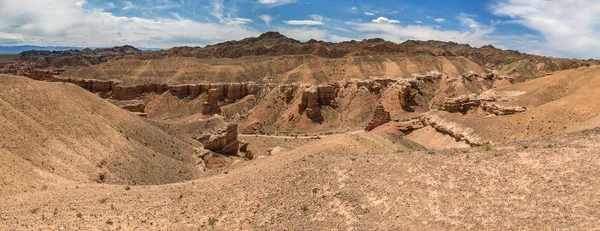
xmin=2 ymin=32 xmax=600 ymax=229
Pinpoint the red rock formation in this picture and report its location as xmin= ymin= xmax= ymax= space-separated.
xmin=202 ymin=88 xmax=222 ymax=115
xmin=365 ymin=105 xmax=391 ymax=131
xmin=195 ymin=124 xmax=240 ymax=155
xmin=112 ymin=84 xmax=147 ymax=100
xmin=226 ymin=83 xmax=248 ymax=103
xmin=398 ymin=85 xmax=412 ymax=111
xmin=299 ymin=87 xmax=323 ymax=123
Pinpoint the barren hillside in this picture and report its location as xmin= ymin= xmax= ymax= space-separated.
xmin=0 ymin=75 xmax=206 ymax=193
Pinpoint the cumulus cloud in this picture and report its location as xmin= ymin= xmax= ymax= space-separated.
xmin=491 ymin=0 xmax=600 ymax=58
xmin=0 ymin=0 xmax=258 ymax=47
xmin=371 ymin=17 xmax=400 ymax=24
xmin=260 ymin=15 xmax=272 ymax=27
xmin=434 ymin=18 xmax=445 ymax=23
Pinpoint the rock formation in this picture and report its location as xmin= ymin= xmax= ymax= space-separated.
xmin=195 ymin=124 xmax=240 ymax=155
xmin=121 ymin=102 xmax=145 ymax=113
xmin=398 ymin=85 xmax=412 ymax=111
xmin=202 ymin=89 xmax=222 ymax=115
xmin=420 ymin=111 xmax=486 ymax=146
xmin=441 ymin=94 xmax=481 ymax=113
xmin=482 ymin=102 xmax=527 ymax=115
xmin=396 ymin=120 xmax=424 ymax=134
xmin=365 ymin=106 xmax=391 ymax=131
xmin=299 ymin=87 xmax=323 ymax=123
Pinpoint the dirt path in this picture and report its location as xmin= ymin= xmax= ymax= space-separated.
xmin=239 ymin=130 xmax=365 ymax=139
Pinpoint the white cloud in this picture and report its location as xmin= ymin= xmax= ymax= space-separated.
xmin=284 ymin=20 xmax=324 ymax=25
xmin=106 ymin=2 xmax=116 ymax=9
xmin=347 ymin=14 xmax=496 ymax=47
xmin=258 ymin=0 xmax=296 ymax=7
xmin=371 ymin=17 xmax=400 ymax=24
xmin=434 ymin=18 xmax=445 ymax=23
xmin=209 ymin=0 xmax=252 ymax=25
xmin=75 ymin=0 xmax=85 ymax=7
xmin=277 ymin=27 xmax=327 ymax=41
xmin=309 ymin=14 xmax=324 ymax=22
xmin=0 ymin=0 xmax=258 ymax=47
xmin=260 ymin=15 xmax=272 ymax=27
xmin=491 ymin=0 xmax=600 ymax=58
xmin=414 ymin=20 xmax=423 ymax=24
xmin=364 ymin=12 xmax=375 ymax=16
xmin=122 ymin=1 xmax=135 ymax=10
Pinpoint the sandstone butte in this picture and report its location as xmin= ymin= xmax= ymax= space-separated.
xmin=2 ymin=32 xmax=600 ymax=230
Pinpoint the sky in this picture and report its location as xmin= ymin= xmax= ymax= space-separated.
xmin=0 ymin=0 xmax=598 ymax=59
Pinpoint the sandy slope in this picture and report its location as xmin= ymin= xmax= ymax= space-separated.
xmin=419 ymin=65 xmax=600 ymax=146
xmin=2 ymin=129 xmax=600 ymax=230
xmin=0 ymin=75 xmax=204 ymax=193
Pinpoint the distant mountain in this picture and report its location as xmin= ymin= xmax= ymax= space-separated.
xmin=0 ymin=45 xmax=161 ymax=54
xmin=0 ymin=45 xmax=83 ymax=54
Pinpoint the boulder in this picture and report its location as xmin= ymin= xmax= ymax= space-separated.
xmin=195 ymin=124 xmax=240 ymax=155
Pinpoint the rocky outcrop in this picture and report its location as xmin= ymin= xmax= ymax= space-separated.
xmin=441 ymin=94 xmax=481 ymax=113
xmin=420 ymin=111 xmax=486 ymax=146
xmin=121 ymin=103 xmax=145 ymax=113
xmin=441 ymin=93 xmax=527 ymax=116
xmin=299 ymin=87 xmax=323 ymax=123
xmin=202 ymin=89 xmax=222 ymax=115
xmin=297 ymin=84 xmax=339 ymax=123
xmin=396 ymin=120 xmax=424 ymax=134
xmin=365 ymin=106 xmax=391 ymax=131
xmin=195 ymin=124 xmax=240 ymax=155
xmin=482 ymin=102 xmax=527 ymax=115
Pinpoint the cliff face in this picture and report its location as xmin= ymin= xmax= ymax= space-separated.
xmin=365 ymin=106 xmax=391 ymax=131
xmin=202 ymin=89 xmax=222 ymax=115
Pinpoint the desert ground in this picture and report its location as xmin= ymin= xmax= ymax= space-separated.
xmin=2 ymin=33 xmax=600 ymax=230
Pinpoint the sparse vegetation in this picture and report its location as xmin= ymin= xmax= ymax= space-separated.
xmin=301 ymin=205 xmax=309 ymax=212
xmin=76 ymin=212 xmax=83 ymax=218
xmin=484 ymin=143 xmax=492 ymax=151
xmin=523 ymin=144 xmax=529 ymax=149
xmin=99 ymin=198 xmax=108 ymax=204
xmin=30 ymin=208 xmax=38 ymax=214
xmin=208 ymin=217 xmax=218 ymax=226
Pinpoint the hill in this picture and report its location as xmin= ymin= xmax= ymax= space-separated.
xmin=0 ymin=74 xmax=205 ymax=194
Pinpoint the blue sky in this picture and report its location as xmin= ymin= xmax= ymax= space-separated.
xmin=0 ymin=0 xmax=599 ymax=58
